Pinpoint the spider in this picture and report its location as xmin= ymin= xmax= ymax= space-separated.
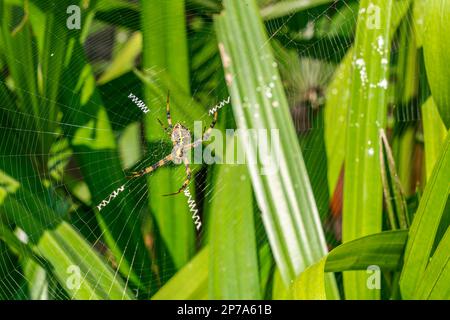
xmin=127 ymin=91 xmax=218 ymax=196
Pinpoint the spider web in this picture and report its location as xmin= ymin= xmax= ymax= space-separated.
xmin=0 ymin=0 xmax=420 ymax=300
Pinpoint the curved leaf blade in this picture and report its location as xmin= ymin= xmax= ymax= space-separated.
xmin=400 ymin=130 xmax=450 ymax=298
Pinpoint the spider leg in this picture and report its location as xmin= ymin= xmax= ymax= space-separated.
xmin=163 ymin=157 xmax=191 ymax=196
xmin=189 ymin=111 xmax=218 ymax=149
xmin=157 ymin=118 xmax=171 ymax=135
xmin=166 ymin=90 xmax=173 ymax=130
xmin=127 ymin=154 xmax=173 ymax=179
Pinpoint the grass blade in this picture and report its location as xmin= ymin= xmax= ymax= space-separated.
xmin=140 ymin=0 xmax=196 ymax=272
xmin=260 ymin=0 xmax=334 ymax=20
xmin=214 ymin=0 xmax=338 ymax=298
xmin=152 ymin=248 xmax=209 ymax=300
xmin=342 ymin=0 xmax=394 ymax=299
xmin=422 ymin=97 xmax=448 ymax=179
xmin=415 ymin=227 xmax=450 ymax=299
xmin=380 ymin=130 xmax=410 ymax=229
xmin=209 ymin=158 xmax=260 ymax=299
xmin=422 ymin=0 xmax=450 ymax=127
xmin=59 ymin=41 xmax=152 ymax=292
xmin=325 ymin=0 xmax=411 ymax=196
xmin=400 ymin=130 xmax=450 ymax=298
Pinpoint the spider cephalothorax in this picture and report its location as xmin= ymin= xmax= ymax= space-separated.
xmin=127 ymin=92 xmax=218 ymax=196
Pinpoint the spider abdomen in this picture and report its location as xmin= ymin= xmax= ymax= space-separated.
xmin=171 ymin=124 xmax=192 ymax=164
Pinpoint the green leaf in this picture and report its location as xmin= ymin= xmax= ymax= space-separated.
xmin=342 ymin=0 xmax=394 ymax=300
xmin=0 ymin=2 xmax=43 ymax=155
xmin=324 ymin=51 xmax=352 ymax=194
xmin=395 ymin=13 xmax=418 ymax=105
xmin=422 ymin=0 xmax=450 ymax=127
xmin=291 ymin=230 xmax=408 ymax=299
xmin=422 ymin=97 xmax=448 ymax=179
xmin=37 ymin=221 xmax=134 ymax=300
xmin=134 ymin=68 xmax=206 ymax=125
xmin=209 ymin=156 xmax=260 ymax=299
xmin=59 ymin=40 xmax=152 ymax=292
xmin=23 ymin=257 xmax=52 ymax=300
xmin=380 ymin=130 xmax=410 ymax=230
xmin=392 ymin=127 xmax=416 ymax=196
xmin=0 ymin=240 xmax=27 ymax=299
xmin=272 ymin=268 xmax=292 ymax=300
xmin=140 ymin=0 xmax=196 ymax=273
xmin=324 ymin=0 xmax=412 ymax=196
xmin=413 ymin=0 xmax=426 ymax=48
xmin=214 ymin=0 xmax=338 ymax=298
xmin=292 ymin=256 xmax=328 ymax=300
xmin=415 ymin=226 xmax=450 ymax=299
xmin=260 ymin=0 xmax=334 ymax=20
xmin=152 ymin=248 xmax=209 ymax=300
xmin=97 ymin=32 xmax=142 ymax=85
xmin=326 ymin=230 xmax=407 ymax=273
xmin=187 ymin=0 xmax=221 ymax=12
xmin=0 ymin=176 xmax=134 ymax=300
xmin=95 ymin=5 xmax=140 ymax=31
xmin=400 ymin=130 xmax=450 ymax=298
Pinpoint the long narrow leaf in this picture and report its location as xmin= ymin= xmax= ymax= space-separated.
xmin=152 ymin=248 xmax=208 ymax=300
xmin=141 ymin=0 xmax=196 ymax=272
xmin=325 ymin=0 xmax=411 ymax=195
xmin=342 ymin=0 xmax=393 ymax=300
xmin=214 ymin=0 xmax=338 ymax=298
xmin=422 ymin=97 xmax=448 ymax=179
xmin=415 ymin=227 xmax=450 ymax=299
xmin=422 ymin=0 xmax=450 ymax=127
xmin=400 ymin=130 xmax=450 ymax=298
xmin=209 ymin=158 xmax=260 ymax=299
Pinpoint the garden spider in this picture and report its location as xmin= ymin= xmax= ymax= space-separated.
xmin=127 ymin=92 xmax=218 ymax=196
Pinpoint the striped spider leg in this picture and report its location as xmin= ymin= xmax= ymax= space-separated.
xmin=189 ymin=110 xmax=218 ymax=149
xmin=162 ymin=157 xmax=191 ymax=196
xmin=157 ymin=91 xmax=173 ymax=135
xmin=127 ymin=153 xmax=174 ymax=178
